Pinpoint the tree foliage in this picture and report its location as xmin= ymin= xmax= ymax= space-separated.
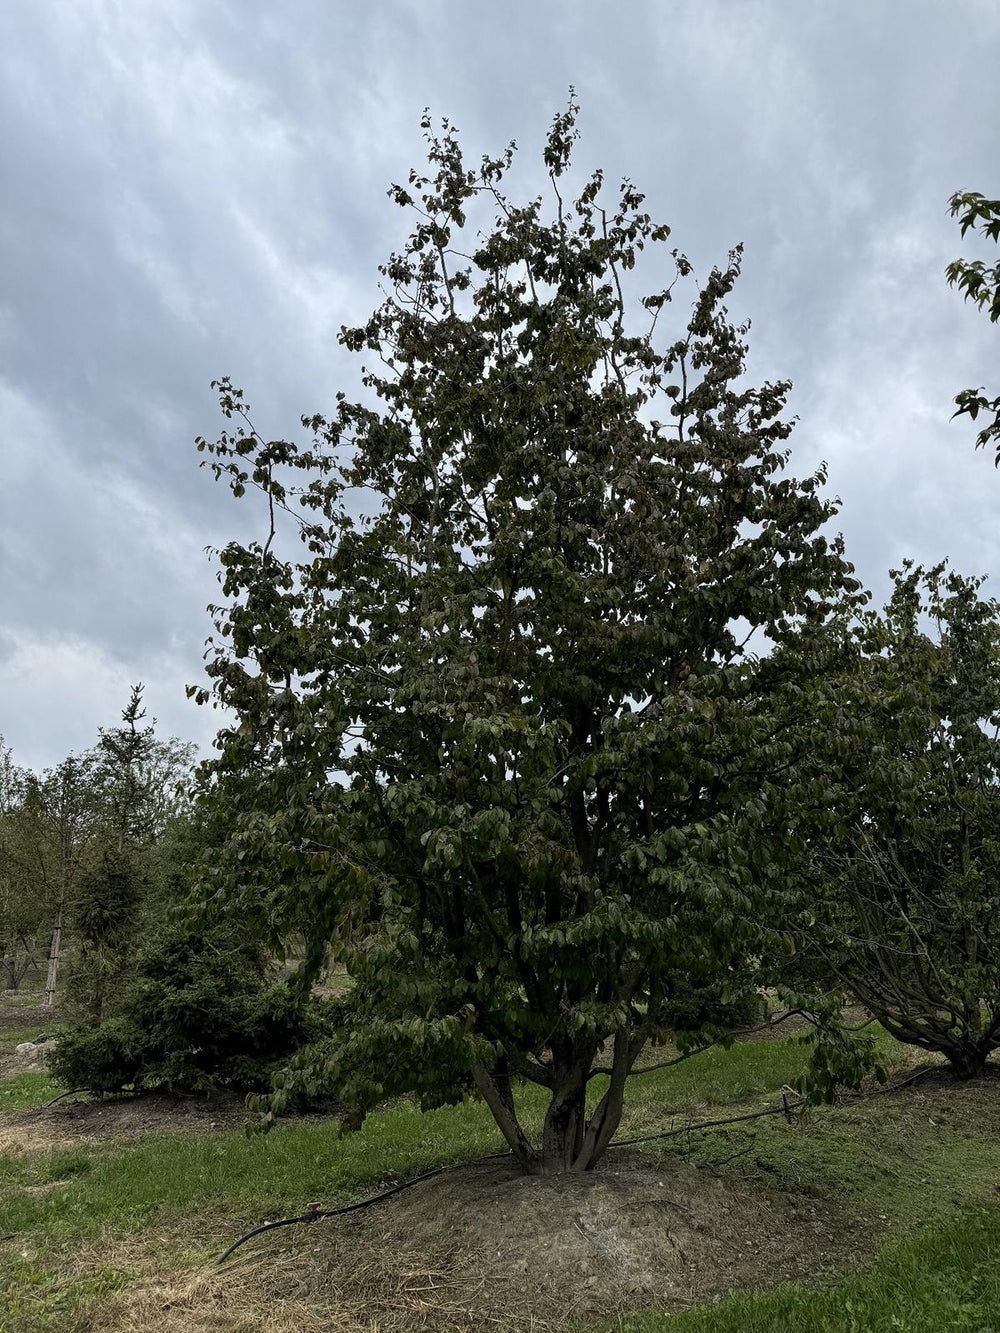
xmin=194 ymin=98 xmax=861 ymax=1173
xmin=946 ymin=190 xmax=1000 ymax=461
xmin=49 ymin=922 xmax=327 ymax=1096
xmin=64 ymin=685 xmax=194 ymax=1022
xmin=0 ymin=693 xmax=195 ymax=1010
xmin=1 ymin=751 xmax=100 ymax=1002
xmin=798 ymin=564 xmax=1000 ymax=1079
xmin=0 ymin=740 xmax=52 ymax=990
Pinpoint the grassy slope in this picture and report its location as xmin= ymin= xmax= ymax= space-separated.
xmin=615 ymin=1207 xmax=1000 ymax=1332
xmin=1 ymin=1029 xmax=998 ymax=1330
xmin=0 ymin=1033 xmax=874 ymax=1244
xmin=603 ymin=1082 xmax=1000 ymax=1332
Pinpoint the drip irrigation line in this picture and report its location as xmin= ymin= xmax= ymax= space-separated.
xmin=213 ymin=1102 xmax=798 ymax=1267
xmin=839 ymin=1065 xmax=938 ymax=1099
xmin=215 ymin=1167 xmax=448 ymax=1266
xmin=608 ymin=1095 xmax=804 ymax=1149
xmin=215 ymin=1151 xmax=513 ymax=1266
xmin=211 ymin=1065 xmax=941 ymax=1265
xmin=43 ymin=1088 xmax=95 ymax=1109
xmin=25 ymin=1085 xmax=151 ymax=1122
xmin=35 ymin=1086 xmax=146 ymax=1114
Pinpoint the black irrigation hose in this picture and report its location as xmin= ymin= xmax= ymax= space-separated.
xmin=215 ymin=1153 xmax=512 ymax=1265
xmin=43 ymin=1088 xmax=95 ymax=1109
xmin=215 ymin=1165 xmax=446 ymax=1265
xmin=609 ymin=1093 xmax=805 ymax=1149
xmin=23 ymin=1085 xmax=152 ymax=1122
xmin=214 ymin=1066 xmax=945 ymax=1266
xmin=840 ymin=1065 xmax=938 ymax=1099
xmin=214 ymin=1091 xmax=814 ymax=1265
xmin=35 ymin=1087 xmax=146 ymax=1113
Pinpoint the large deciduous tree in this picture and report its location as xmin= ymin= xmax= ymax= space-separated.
xmin=194 ymin=99 xmax=859 ymax=1173
xmin=798 ymin=564 xmax=1000 ymax=1080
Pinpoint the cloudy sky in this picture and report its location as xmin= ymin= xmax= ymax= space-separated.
xmin=1 ymin=0 xmax=998 ymax=773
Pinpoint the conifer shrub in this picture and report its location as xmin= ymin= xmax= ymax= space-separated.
xmin=48 ymin=923 xmax=330 ymax=1095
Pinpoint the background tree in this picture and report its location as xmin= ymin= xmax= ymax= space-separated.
xmin=946 ymin=190 xmax=1000 ymax=461
xmin=194 ymin=98 xmax=860 ymax=1174
xmin=65 ymin=685 xmax=195 ymax=1022
xmin=0 ymin=740 xmax=49 ymax=991
xmin=0 ymin=699 xmax=196 ymax=1011
xmin=13 ymin=754 xmax=99 ymax=1006
xmin=797 ymin=563 xmax=1000 ymax=1079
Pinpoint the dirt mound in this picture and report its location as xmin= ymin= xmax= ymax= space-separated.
xmin=225 ymin=1152 xmax=858 ymax=1331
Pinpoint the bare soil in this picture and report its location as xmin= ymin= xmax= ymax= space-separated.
xmin=210 ymin=1152 xmax=861 ymax=1332
xmin=0 ymin=1000 xmax=51 ymax=1029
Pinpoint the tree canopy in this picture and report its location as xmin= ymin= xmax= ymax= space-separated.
xmin=796 ymin=563 xmax=1000 ymax=1079
xmin=194 ymin=98 xmax=862 ymax=1173
xmin=0 ymin=690 xmax=195 ymax=1010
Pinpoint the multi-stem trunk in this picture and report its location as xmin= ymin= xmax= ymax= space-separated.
xmin=540 ymin=1063 xmax=590 ymax=1173
xmin=474 ymin=1029 xmax=639 ymax=1175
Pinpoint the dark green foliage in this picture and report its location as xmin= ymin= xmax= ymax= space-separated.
xmin=62 ymin=686 xmax=188 ymax=1022
xmin=794 ymin=563 xmax=1000 ymax=1081
xmin=49 ymin=925 xmax=328 ymax=1095
xmin=658 ymin=974 xmax=766 ymax=1037
xmin=72 ymin=846 xmax=143 ymax=947
xmin=947 ymin=189 xmax=1000 ymax=462
xmin=0 ymin=739 xmax=54 ymax=990
xmin=194 ymin=97 xmax=862 ymax=1173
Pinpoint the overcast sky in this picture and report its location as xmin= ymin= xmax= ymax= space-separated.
xmin=1 ymin=0 xmax=998 ymax=773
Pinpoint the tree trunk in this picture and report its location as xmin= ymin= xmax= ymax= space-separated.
xmin=575 ymin=1029 xmax=634 ymax=1170
xmin=945 ymin=1042 xmax=991 ymax=1080
xmin=474 ymin=1032 xmax=641 ymax=1176
xmin=44 ymin=900 xmax=62 ymax=1008
xmin=46 ymin=797 xmax=70 ymax=1009
xmin=540 ymin=1069 xmax=589 ymax=1173
xmin=538 ymin=1046 xmax=633 ymax=1173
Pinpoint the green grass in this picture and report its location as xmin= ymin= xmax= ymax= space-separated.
xmin=612 ymin=1207 xmax=1000 ymax=1332
xmin=0 ymin=1024 xmax=52 ymax=1050
xmin=0 ymin=1031 xmax=843 ymax=1254
xmin=0 ymin=1254 xmax=131 ymax=1333
xmin=591 ymin=1026 xmax=912 ymax=1132
xmin=634 ymin=1076 xmax=1000 ymax=1231
xmin=0 ymin=1024 xmax=984 ymax=1331
xmin=0 ymin=1072 xmax=62 ymax=1111
xmin=0 ymin=1146 xmax=94 ymax=1188
xmin=0 ymin=1096 xmax=510 ymax=1247
xmin=0 ymin=1031 xmax=914 ymax=1250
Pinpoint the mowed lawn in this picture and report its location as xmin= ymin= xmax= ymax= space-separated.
xmin=1 ymin=1024 xmax=999 ymax=1331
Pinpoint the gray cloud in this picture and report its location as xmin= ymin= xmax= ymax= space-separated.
xmin=2 ymin=0 xmax=999 ymax=771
